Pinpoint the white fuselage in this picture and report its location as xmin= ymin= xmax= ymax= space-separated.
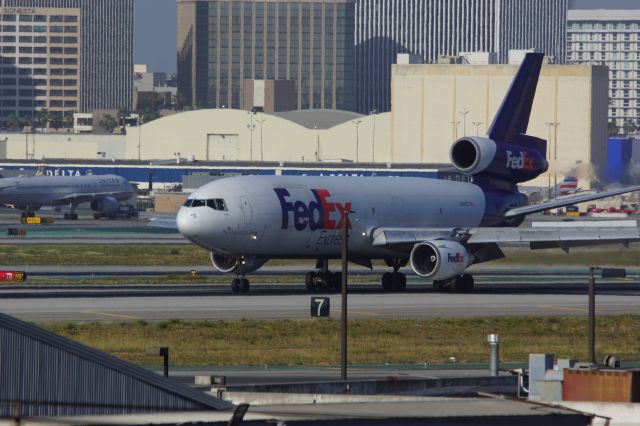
xmin=177 ymin=175 xmax=486 ymax=258
xmin=0 ymin=174 xmax=135 ymax=210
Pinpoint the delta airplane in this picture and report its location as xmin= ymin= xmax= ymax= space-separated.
xmin=177 ymin=53 xmax=640 ymax=293
xmin=0 ymin=174 xmax=137 ymax=220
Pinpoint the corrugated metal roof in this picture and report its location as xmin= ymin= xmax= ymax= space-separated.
xmin=0 ymin=313 xmax=233 ymax=416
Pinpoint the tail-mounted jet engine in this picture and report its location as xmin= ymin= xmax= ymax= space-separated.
xmin=410 ymin=240 xmax=473 ymax=281
xmin=210 ymin=253 xmax=266 ymax=274
xmin=450 ymin=136 xmax=547 ymax=183
xmin=90 ymin=196 xmax=120 ymax=215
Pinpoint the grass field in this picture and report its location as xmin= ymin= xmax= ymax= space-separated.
xmin=0 ymin=244 xmax=638 ymax=267
xmin=40 ymin=316 xmax=640 ymax=366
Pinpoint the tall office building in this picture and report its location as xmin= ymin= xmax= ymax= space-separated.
xmin=0 ymin=0 xmax=133 ymax=128
xmin=567 ymin=9 xmax=640 ymax=130
xmin=355 ymin=0 xmax=568 ymax=114
xmin=177 ymin=0 xmax=355 ymax=111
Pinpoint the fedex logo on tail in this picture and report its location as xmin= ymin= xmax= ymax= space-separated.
xmin=274 ymin=188 xmax=352 ymax=231
xmin=506 ymin=150 xmax=535 ymax=171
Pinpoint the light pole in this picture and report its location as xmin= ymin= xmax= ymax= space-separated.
xmin=451 ymin=120 xmax=461 ymax=141
xmin=369 ymin=109 xmax=377 ymax=162
xmin=472 ymin=120 xmax=483 ymax=136
xmin=351 ymin=119 xmax=362 ymax=162
xmin=459 ymin=108 xmax=469 ymax=137
xmin=256 ymin=118 xmax=266 ymax=162
xmin=137 ymin=117 xmax=142 ymax=161
xmin=545 ymin=121 xmax=560 ymax=199
xmin=314 ymin=125 xmax=320 ymax=162
xmin=246 ymin=111 xmax=256 ymax=161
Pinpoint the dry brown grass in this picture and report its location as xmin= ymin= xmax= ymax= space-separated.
xmin=40 ymin=316 xmax=640 ymax=366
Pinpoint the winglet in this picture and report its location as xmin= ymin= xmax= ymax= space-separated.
xmin=487 ymin=53 xmax=544 ymax=143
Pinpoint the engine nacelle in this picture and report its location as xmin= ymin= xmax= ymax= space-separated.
xmin=410 ymin=240 xmax=473 ymax=281
xmin=450 ymin=136 xmax=547 ymax=183
xmin=90 ymin=196 xmax=120 ymax=215
xmin=210 ymin=253 xmax=266 ymax=274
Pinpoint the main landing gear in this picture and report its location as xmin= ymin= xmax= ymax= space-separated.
xmin=231 ymin=276 xmax=250 ymax=293
xmin=433 ymin=273 xmax=474 ymax=293
xmin=20 ymin=211 xmax=36 ymax=219
xmin=305 ymin=259 xmax=341 ymax=292
xmin=381 ymin=258 xmax=408 ymax=292
xmin=63 ymin=203 xmax=78 ymax=220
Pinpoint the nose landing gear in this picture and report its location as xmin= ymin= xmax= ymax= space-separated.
xmin=381 ymin=258 xmax=408 ymax=292
xmin=231 ymin=276 xmax=250 ymax=293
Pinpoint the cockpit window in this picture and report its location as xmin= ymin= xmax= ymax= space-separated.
xmin=207 ymin=198 xmax=228 ymax=211
xmin=183 ymin=199 xmax=194 ymax=207
xmin=191 ymin=199 xmax=206 ymax=207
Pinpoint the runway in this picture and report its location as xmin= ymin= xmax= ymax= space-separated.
xmin=1 ymin=270 xmax=639 ymax=322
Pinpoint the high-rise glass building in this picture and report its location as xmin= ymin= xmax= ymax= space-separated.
xmin=177 ymin=0 xmax=355 ymax=111
xmin=567 ymin=9 xmax=640 ymax=130
xmin=0 ymin=0 xmax=133 ymax=127
xmin=354 ymin=0 xmax=568 ymax=114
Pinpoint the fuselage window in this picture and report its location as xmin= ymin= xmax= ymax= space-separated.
xmin=216 ymin=199 xmax=228 ymax=211
xmin=207 ymin=198 xmax=228 ymax=211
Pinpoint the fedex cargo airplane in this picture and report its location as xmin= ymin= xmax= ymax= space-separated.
xmin=176 ymin=53 xmax=640 ymax=293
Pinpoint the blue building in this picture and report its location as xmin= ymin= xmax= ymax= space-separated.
xmin=607 ymin=137 xmax=633 ymax=183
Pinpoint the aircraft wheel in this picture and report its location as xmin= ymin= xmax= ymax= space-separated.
xmin=239 ymin=278 xmax=250 ymax=293
xmin=460 ymin=274 xmax=474 ymax=293
xmin=393 ymin=273 xmax=407 ymax=291
xmin=315 ymin=273 xmax=331 ymax=291
xmin=331 ymin=272 xmax=342 ymax=291
xmin=433 ymin=280 xmax=447 ymax=292
xmin=381 ymin=272 xmax=394 ymax=291
xmin=451 ymin=275 xmax=474 ymax=293
xmin=231 ymin=278 xmax=241 ymax=293
xmin=305 ymin=271 xmax=318 ymax=291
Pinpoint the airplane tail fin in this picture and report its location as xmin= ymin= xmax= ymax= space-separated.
xmin=449 ymin=53 xmax=548 ymax=185
xmin=487 ymin=53 xmax=545 ymax=152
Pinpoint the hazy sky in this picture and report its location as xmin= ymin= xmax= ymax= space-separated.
xmin=133 ymin=0 xmax=640 ymax=74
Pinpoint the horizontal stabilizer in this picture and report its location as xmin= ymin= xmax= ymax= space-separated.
xmin=504 ymin=185 xmax=640 ymax=218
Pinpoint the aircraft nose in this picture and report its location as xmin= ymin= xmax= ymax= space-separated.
xmin=176 ymin=207 xmax=199 ymax=237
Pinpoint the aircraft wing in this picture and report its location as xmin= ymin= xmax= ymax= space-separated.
xmin=54 ymin=192 xmax=124 ymax=204
xmin=148 ymin=217 xmax=178 ymax=229
xmin=371 ymin=224 xmax=640 ymax=251
xmin=504 ymin=185 xmax=640 ymax=218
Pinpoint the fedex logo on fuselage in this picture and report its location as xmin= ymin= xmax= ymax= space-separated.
xmin=447 ymin=253 xmax=465 ymax=263
xmin=274 ymin=188 xmax=352 ymax=231
xmin=506 ymin=150 xmax=534 ymax=170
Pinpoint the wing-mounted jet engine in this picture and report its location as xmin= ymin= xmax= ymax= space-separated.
xmin=211 ymin=253 xmax=266 ymax=293
xmin=90 ymin=196 xmax=120 ymax=215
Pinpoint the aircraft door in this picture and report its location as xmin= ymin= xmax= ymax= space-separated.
xmin=240 ymin=196 xmax=253 ymax=224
